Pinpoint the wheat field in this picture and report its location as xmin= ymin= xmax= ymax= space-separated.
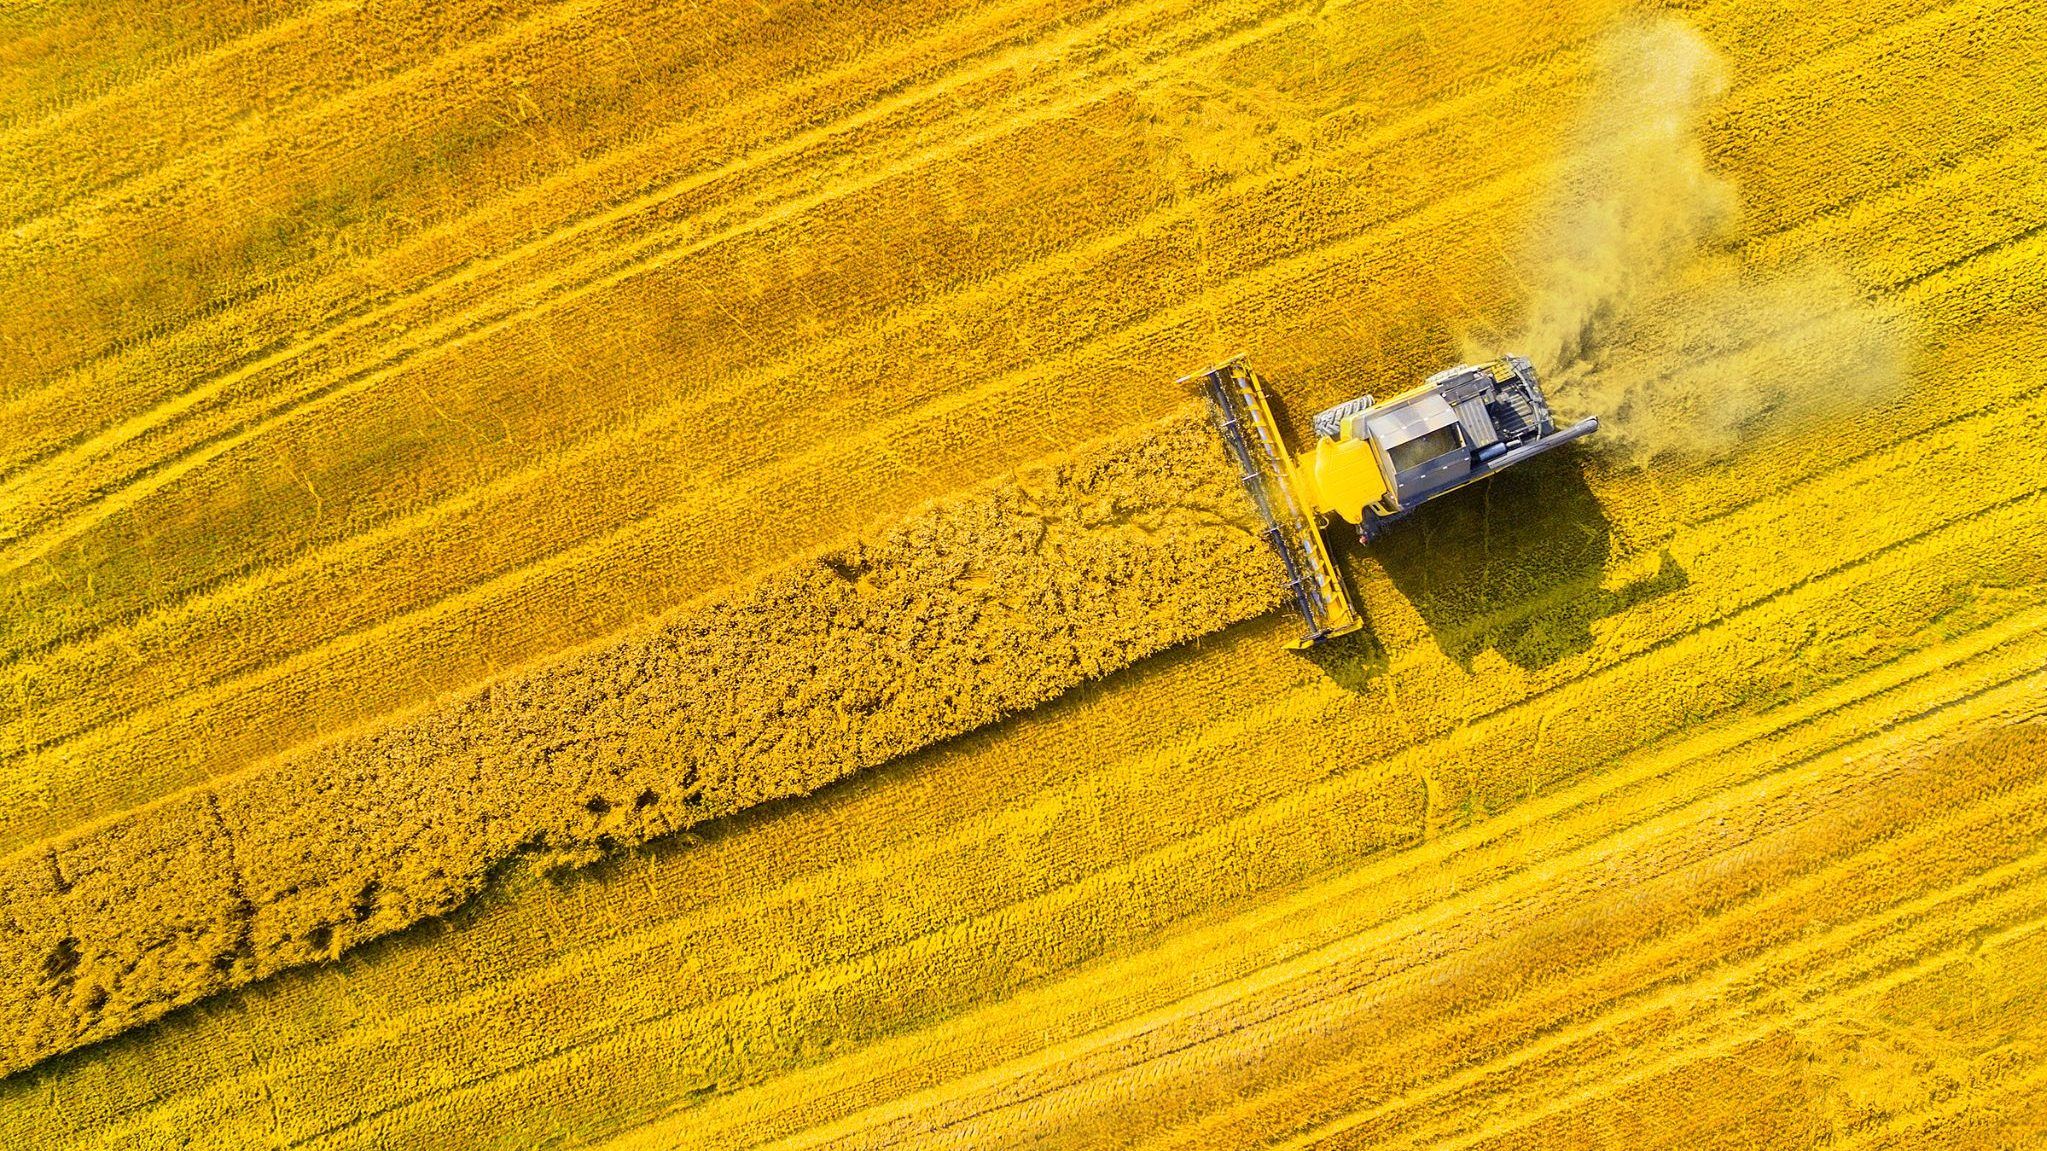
xmin=3 ymin=0 xmax=2045 ymax=1145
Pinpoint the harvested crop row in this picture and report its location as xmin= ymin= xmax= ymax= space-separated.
xmin=0 ymin=411 xmax=1280 ymax=1076
xmin=0 ymin=0 xmax=1205 ymax=540
xmin=1182 ymin=737 xmax=2047 ymax=1151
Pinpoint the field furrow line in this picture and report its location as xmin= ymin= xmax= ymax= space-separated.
xmin=0 ymin=0 xmax=1167 ymax=478
xmin=0 ymin=0 xmax=565 ymax=230
xmin=0 ymin=0 xmax=1550 ymax=569
xmin=0 ymin=0 xmax=1160 ymax=403
xmin=1280 ymin=854 xmax=2047 ymax=1151
xmin=0 ymin=1 xmax=317 ymax=133
xmin=783 ymin=691 xmax=2047 ymax=1149
xmin=0 ymin=0 xmax=1144 ymax=470
xmin=1223 ymin=719 xmax=2047 ymax=1149
xmin=1408 ymin=860 xmax=2047 ymax=1151
xmin=1709 ymin=0 xmax=2045 ymax=239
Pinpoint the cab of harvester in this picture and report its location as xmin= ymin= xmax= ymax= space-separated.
xmin=1186 ymin=354 xmax=1597 ymax=648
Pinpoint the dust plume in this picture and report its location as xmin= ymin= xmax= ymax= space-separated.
xmin=1556 ymin=259 xmax=1906 ymax=457
xmin=1484 ymin=18 xmax=1905 ymax=461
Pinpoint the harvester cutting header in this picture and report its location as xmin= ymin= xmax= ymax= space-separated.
xmin=1189 ymin=354 xmax=1598 ymax=648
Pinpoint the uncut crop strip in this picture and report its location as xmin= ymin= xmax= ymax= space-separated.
xmin=0 ymin=67 xmax=1606 ymax=827
xmin=0 ymin=0 xmax=1588 ymax=786
xmin=7 ymin=15 xmax=2038 ymax=860
xmin=0 ymin=413 xmax=1285 ymax=1076
xmin=29 ymin=434 xmax=2047 ymax=1150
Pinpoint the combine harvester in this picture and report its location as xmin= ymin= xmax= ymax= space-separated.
xmin=1189 ymin=355 xmax=1598 ymax=648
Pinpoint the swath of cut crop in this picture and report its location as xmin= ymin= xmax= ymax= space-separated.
xmin=0 ymin=410 xmax=1281 ymax=1077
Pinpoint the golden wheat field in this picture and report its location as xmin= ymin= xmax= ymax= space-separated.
xmin=3 ymin=0 xmax=2047 ymax=1145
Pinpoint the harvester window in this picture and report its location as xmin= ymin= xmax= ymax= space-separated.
xmin=1387 ymin=425 xmax=1463 ymax=473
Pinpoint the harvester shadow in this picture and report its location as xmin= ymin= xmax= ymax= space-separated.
xmin=1343 ymin=454 xmax=1686 ymax=673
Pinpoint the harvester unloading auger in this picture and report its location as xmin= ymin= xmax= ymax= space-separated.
xmin=1189 ymin=355 xmax=1599 ymax=648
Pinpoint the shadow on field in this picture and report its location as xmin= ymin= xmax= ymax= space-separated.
xmin=1322 ymin=454 xmax=1687 ymax=674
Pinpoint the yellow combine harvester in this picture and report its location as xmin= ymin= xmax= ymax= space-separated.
xmin=1188 ymin=355 xmax=1599 ymax=648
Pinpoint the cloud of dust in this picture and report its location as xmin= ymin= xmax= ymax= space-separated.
xmin=1484 ymin=18 xmax=1906 ymax=462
